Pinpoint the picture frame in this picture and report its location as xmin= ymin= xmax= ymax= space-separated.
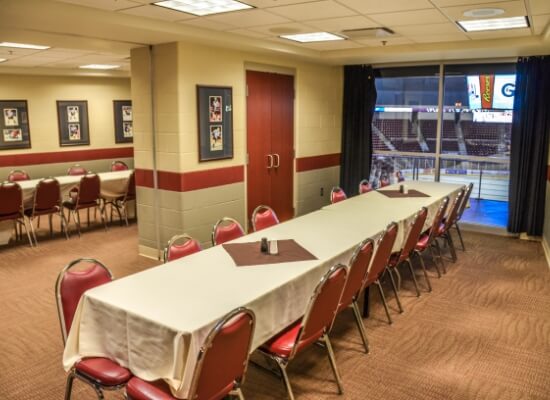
xmin=57 ymin=100 xmax=90 ymax=146
xmin=196 ymin=85 xmax=233 ymax=162
xmin=113 ymin=100 xmax=133 ymax=143
xmin=0 ymin=100 xmax=31 ymax=150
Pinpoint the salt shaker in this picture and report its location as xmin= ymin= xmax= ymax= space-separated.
xmin=269 ymin=240 xmax=279 ymax=255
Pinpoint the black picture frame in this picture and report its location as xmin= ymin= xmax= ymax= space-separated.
xmin=113 ymin=100 xmax=133 ymax=144
xmin=0 ymin=100 xmax=31 ymax=150
xmin=57 ymin=100 xmax=90 ymax=147
xmin=196 ymin=85 xmax=233 ymax=162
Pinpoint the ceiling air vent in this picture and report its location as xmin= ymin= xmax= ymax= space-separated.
xmin=342 ymin=27 xmax=394 ymax=39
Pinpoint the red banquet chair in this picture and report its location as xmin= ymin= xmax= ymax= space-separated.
xmin=259 ymin=264 xmax=348 ymax=400
xmin=453 ymin=182 xmax=474 ymax=251
xmin=212 ymin=217 xmax=244 ymax=246
xmin=358 ymin=179 xmax=373 ymax=194
xmin=55 ymin=258 xmax=131 ymax=400
xmin=163 ymin=233 xmax=202 ymax=263
xmin=436 ymin=188 xmax=465 ymax=264
xmin=67 ymin=164 xmax=88 ymax=176
xmin=363 ymin=222 xmax=400 ymax=324
xmin=25 ymin=177 xmax=69 ymax=243
xmin=7 ymin=169 xmax=30 ymax=182
xmin=126 ymin=307 xmax=255 ymax=400
xmin=330 ymin=186 xmax=347 ymax=204
xmin=104 ymin=171 xmax=136 ymax=226
xmin=0 ymin=181 xmax=33 ymax=247
xmin=379 ymin=177 xmax=390 ymax=188
xmin=387 ymin=207 xmax=429 ymax=295
xmin=251 ymin=205 xmax=279 ymax=232
xmin=415 ymin=197 xmax=449 ymax=277
xmin=111 ymin=160 xmax=129 ymax=171
xmin=333 ymin=238 xmax=374 ymax=353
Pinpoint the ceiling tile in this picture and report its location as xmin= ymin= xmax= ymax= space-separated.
xmin=298 ymin=39 xmax=364 ymax=50
xmin=307 ymin=15 xmax=378 ymax=32
xmin=119 ymin=4 xmax=195 ymax=21
xmin=393 ymin=22 xmax=462 ymax=36
xmin=355 ymin=37 xmax=415 ymax=46
xmin=335 ymin=0 xmax=434 ymax=15
xmin=530 ymin=0 xmax=550 ymax=15
xmin=431 ymin=0 xmax=519 ymax=6
xmin=204 ymin=9 xmax=291 ymax=27
xmin=249 ymin=22 xmax=317 ymax=36
xmin=410 ymin=33 xmax=471 ymax=43
xmin=440 ymin=1 xmax=527 ymax=21
xmin=242 ymin=0 xmax=312 ymax=7
xmin=179 ymin=18 xmax=237 ymax=31
xmin=0 ymin=48 xmax=44 ymax=58
xmin=227 ymin=28 xmax=271 ymax=38
xmin=369 ymin=9 xmax=449 ymax=26
xmin=55 ymin=0 xmax=141 ymax=11
xmin=466 ymin=26 xmax=531 ymax=38
xmin=532 ymin=14 xmax=550 ymax=34
xmin=268 ymin=1 xmax=357 ymax=21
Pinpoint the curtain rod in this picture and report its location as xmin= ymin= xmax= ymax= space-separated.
xmin=371 ymin=57 xmax=517 ymax=69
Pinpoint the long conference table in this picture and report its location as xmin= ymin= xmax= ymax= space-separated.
xmin=63 ymin=181 xmax=463 ymax=399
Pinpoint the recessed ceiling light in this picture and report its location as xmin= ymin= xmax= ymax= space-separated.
xmin=457 ymin=16 xmax=529 ymax=32
xmin=154 ymin=0 xmax=253 ymax=16
xmin=280 ymin=32 xmax=345 ymax=43
xmin=463 ymin=8 xmax=505 ymax=18
xmin=0 ymin=42 xmax=50 ymax=50
xmin=79 ymin=64 xmax=120 ymax=70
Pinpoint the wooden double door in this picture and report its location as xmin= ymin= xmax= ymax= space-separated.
xmin=246 ymin=70 xmax=294 ymax=225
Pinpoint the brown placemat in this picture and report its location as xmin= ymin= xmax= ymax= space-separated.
xmin=378 ymin=189 xmax=430 ymax=198
xmin=223 ymin=239 xmax=318 ymax=267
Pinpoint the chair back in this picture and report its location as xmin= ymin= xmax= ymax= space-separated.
xmin=33 ymin=178 xmax=61 ymax=213
xmin=427 ymin=197 xmax=449 ymax=242
xmin=443 ymin=188 xmax=465 ymax=231
xmin=293 ymin=264 xmax=347 ymax=358
xmin=456 ymin=182 xmax=473 ymax=221
xmin=212 ymin=217 xmax=244 ymax=245
xmin=55 ymin=258 xmax=113 ymax=343
xmin=67 ymin=164 xmax=87 ymax=176
xmin=111 ymin=160 xmax=129 ymax=171
xmin=338 ymin=239 xmax=374 ymax=312
xmin=330 ymin=187 xmax=347 ymax=204
xmin=77 ymin=174 xmax=101 ymax=205
xmin=398 ymin=207 xmax=428 ymax=263
xmin=188 ymin=307 xmax=255 ymax=400
xmin=164 ymin=234 xmax=202 ymax=262
xmin=7 ymin=169 xmax=30 ymax=182
xmin=358 ymin=179 xmax=373 ymax=194
xmin=251 ymin=205 xmax=279 ymax=231
xmin=379 ymin=178 xmax=390 ymax=188
xmin=0 ymin=182 xmax=23 ymax=217
xmin=364 ymin=222 xmax=398 ymax=287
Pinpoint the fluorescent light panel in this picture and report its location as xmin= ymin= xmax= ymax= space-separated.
xmin=280 ymin=32 xmax=345 ymax=43
xmin=0 ymin=42 xmax=50 ymax=50
xmin=154 ymin=0 xmax=252 ymax=16
xmin=0 ymin=58 xmax=6 ymax=63
xmin=457 ymin=16 xmax=528 ymax=32
xmin=79 ymin=64 xmax=120 ymax=70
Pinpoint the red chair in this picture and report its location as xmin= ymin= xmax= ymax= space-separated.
xmin=163 ymin=233 xmax=202 ymax=262
xmin=363 ymin=222 xmax=400 ymax=324
xmin=330 ymin=186 xmax=347 ymax=204
xmin=379 ymin=177 xmax=390 ymax=188
xmin=7 ymin=169 xmax=30 ymax=182
xmin=388 ymin=207 xmax=429 ymax=294
xmin=105 ymin=171 xmax=136 ymax=226
xmin=55 ymin=258 xmax=131 ymax=400
xmin=62 ymin=174 xmax=107 ymax=236
xmin=415 ymin=197 xmax=449 ymax=277
xmin=25 ymin=178 xmax=69 ymax=243
xmin=358 ymin=179 xmax=373 ymax=194
xmin=259 ymin=264 xmax=348 ymax=400
xmin=111 ymin=160 xmax=129 ymax=171
xmin=212 ymin=217 xmax=244 ymax=245
xmin=0 ymin=182 xmax=33 ymax=246
xmin=334 ymin=238 xmax=374 ymax=353
xmin=67 ymin=164 xmax=88 ymax=176
xmin=436 ymin=188 xmax=465 ymax=263
xmin=251 ymin=205 xmax=279 ymax=232
xmin=126 ymin=307 xmax=255 ymax=400
xmin=454 ymin=183 xmax=474 ymax=251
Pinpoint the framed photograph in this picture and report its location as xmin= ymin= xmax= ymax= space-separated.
xmin=0 ymin=100 xmax=31 ymax=150
xmin=197 ymin=85 xmax=233 ymax=161
xmin=57 ymin=100 xmax=89 ymax=146
xmin=113 ymin=100 xmax=133 ymax=143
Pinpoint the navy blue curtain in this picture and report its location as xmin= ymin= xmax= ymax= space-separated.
xmin=340 ymin=65 xmax=377 ymax=196
xmin=508 ymin=56 xmax=550 ymax=235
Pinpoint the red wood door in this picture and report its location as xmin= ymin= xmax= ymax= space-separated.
xmin=246 ymin=71 xmax=294 ymax=226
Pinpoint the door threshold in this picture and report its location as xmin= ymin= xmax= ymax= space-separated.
xmin=459 ymin=222 xmax=516 ymax=237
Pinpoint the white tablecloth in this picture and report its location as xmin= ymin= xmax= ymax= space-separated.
xmin=63 ymin=181 xmax=463 ymax=398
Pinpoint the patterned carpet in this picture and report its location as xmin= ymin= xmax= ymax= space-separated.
xmin=0 ymin=220 xmax=549 ymax=400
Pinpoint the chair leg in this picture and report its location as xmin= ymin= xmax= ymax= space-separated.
xmin=433 ymin=241 xmax=446 ymax=274
xmin=274 ymin=358 xmax=294 ymax=400
xmin=60 ymin=211 xmax=70 ymax=239
xmin=351 ymin=300 xmax=369 ymax=353
xmin=446 ymin=233 xmax=457 ymax=262
xmin=375 ymin=281 xmax=392 ymax=324
xmin=73 ymin=210 xmax=81 ymax=237
xmin=100 ymin=205 xmax=108 ymax=231
xmin=87 ymin=208 xmax=91 ymax=227
xmin=232 ymin=388 xmax=245 ymax=400
xmin=405 ymin=259 xmax=421 ymax=297
xmin=21 ymin=218 xmax=34 ymax=247
xmin=455 ymin=223 xmax=466 ymax=251
xmin=386 ymin=267 xmax=403 ymax=313
xmin=91 ymin=384 xmax=104 ymax=400
xmin=415 ymin=251 xmax=432 ymax=292
xmin=64 ymin=371 xmax=76 ymax=400
xmin=323 ymin=334 xmax=344 ymax=394
xmin=49 ymin=213 xmax=54 ymax=237
xmin=122 ymin=202 xmax=129 ymax=226
xmin=28 ymin=217 xmax=38 ymax=245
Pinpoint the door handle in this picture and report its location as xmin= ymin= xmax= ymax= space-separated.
xmin=267 ymin=154 xmax=274 ymax=169
xmin=273 ymin=153 xmax=280 ymax=168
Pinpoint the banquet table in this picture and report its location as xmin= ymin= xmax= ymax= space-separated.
xmin=63 ymin=181 xmax=463 ymax=399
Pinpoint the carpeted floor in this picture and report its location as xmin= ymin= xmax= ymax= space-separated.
xmin=0 ymin=219 xmax=549 ymax=400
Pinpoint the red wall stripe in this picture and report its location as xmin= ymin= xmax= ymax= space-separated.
xmin=0 ymin=147 xmax=134 ymax=168
xmin=296 ymin=153 xmax=341 ymax=172
xmin=135 ymin=165 xmax=244 ymax=192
